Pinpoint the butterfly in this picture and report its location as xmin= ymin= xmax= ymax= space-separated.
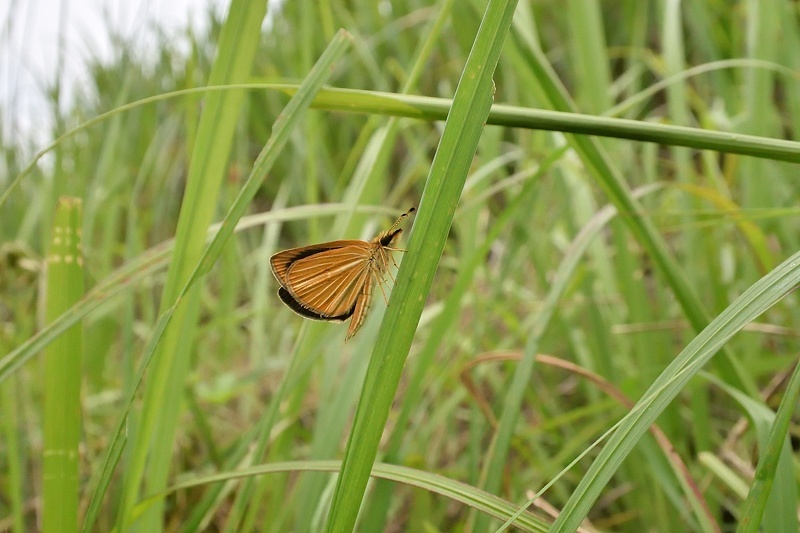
xmin=270 ymin=207 xmax=415 ymax=340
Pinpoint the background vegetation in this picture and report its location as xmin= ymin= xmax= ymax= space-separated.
xmin=1 ymin=0 xmax=799 ymax=531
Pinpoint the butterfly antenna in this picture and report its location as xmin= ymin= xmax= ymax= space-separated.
xmin=389 ymin=206 xmax=416 ymax=231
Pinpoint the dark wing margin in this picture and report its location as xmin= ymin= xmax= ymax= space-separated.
xmin=277 ymin=287 xmax=354 ymax=321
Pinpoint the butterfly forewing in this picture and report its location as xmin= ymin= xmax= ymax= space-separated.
xmin=270 ymin=240 xmax=360 ymax=284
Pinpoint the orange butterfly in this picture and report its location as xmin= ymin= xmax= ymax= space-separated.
xmin=270 ymin=208 xmax=415 ymax=339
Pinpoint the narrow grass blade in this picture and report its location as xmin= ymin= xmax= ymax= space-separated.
xmin=115 ymin=29 xmax=351 ymax=530
xmin=476 ymin=185 xmax=662 ymax=531
xmin=550 ymin=250 xmax=800 ymax=531
xmin=565 ymin=0 xmax=612 ymax=112
xmin=736 ymin=361 xmax=800 ymax=532
xmin=118 ymin=3 xmax=272 ymax=527
xmin=80 ymin=409 xmax=127 ymax=533
xmin=703 ymin=375 xmax=795 ymax=532
xmin=302 ymin=3 xmax=456 ymax=529
xmin=282 ymin=86 xmax=800 ymax=163
xmin=370 ymin=148 xmax=567 ymax=531
xmin=0 ymin=375 xmax=25 ymax=533
xmin=324 ymin=1 xmax=519 ymax=531
xmin=80 ymin=309 xmax=177 ymax=533
xmin=135 ymin=460 xmax=550 ymax=533
xmin=42 ymin=197 xmax=84 ymax=533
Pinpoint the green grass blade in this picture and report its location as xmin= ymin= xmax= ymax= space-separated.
xmin=80 ymin=406 xmax=127 ymax=533
xmin=178 ymin=34 xmax=351 ymax=532
xmin=323 ymin=1 xmax=519 ymax=531
xmin=114 ymin=2 xmax=272 ymax=528
xmin=373 ymin=148 xmax=567 ymax=531
xmin=0 ymin=375 xmax=25 ymax=533
xmin=114 ymin=28 xmax=351 ymax=530
xmin=550 ymin=249 xmax=800 ymax=531
xmin=736 ymin=361 xmax=800 ymax=532
xmin=42 ymin=197 xmax=84 ymax=533
xmin=703 ymin=375 xmax=796 ymax=532
xmin=477 ymin=184 xmax=663 ymax=531
xmin=135 ymin=460 xmax=550 ymax=532
xmin=80 ymin=309 xmax=177 ymax=533
xmin=311 ymin=3 xmax=456 ymax=529
xmin=290 ymin=86 xmax=800 ymax=163
xmin=739 ymin=0 xmax=781 ymax=209
xmin=566 ymin=0 xmax=612 ymax=112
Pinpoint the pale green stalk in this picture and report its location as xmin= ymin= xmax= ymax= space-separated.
xmin=42 ymin=198 xmax=84 ymax=533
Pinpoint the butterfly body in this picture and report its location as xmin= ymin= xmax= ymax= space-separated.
xmin=270 ymin=209 xmax=414 ymax=339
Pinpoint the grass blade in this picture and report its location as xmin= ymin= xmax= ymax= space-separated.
xmin=737 ymin=361 xmax=800 ymax=532
xmin=42 ymin=198 xmax=84 ymax=533
xmin=323 ymin=1 xmax=519 ymax=531
xmin=117 ymin=2 xmax=271 ymax=527
xmin=137 ymin=460 xmax=551 ymax=533
xmin=291 ymin=86 xmax=800 ymax=163
xmin=551 ymin=249 xmax=800 ymax=531
xmin=113 ymin=28 xmax=351 ymax=530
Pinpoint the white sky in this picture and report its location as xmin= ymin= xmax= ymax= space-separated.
xmin=1 ymin=0 xmax=227 ymax=145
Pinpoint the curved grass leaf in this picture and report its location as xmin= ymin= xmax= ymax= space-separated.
xmin=6 ymin=68 xmax=799 ymax=215
xmin=550 ymin=249 xmax=800 ymax=531
xmin=133 ymin=460 xmax=550 ymax=533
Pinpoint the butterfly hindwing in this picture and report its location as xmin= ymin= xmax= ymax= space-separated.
xmin=277 ymin=287 xmax=354 ymax=321
xmin=346 ymin=271 xmax=375 ymax=339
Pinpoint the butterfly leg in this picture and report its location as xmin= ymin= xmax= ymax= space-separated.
xmin=384 ymin=249 xmax=406 ymax=279
xmin=385 ymin=263 xmax=398 ymax=284
xmin=375 ymin=269 xmax=391 ymax=305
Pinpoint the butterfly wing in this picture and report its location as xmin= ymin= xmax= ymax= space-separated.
xmin=276 ymin=287 xmax=353 ymax=321
xmin=346 ymin=271 xmax=374 ymax=339
xmin=271 ymin=242 xmax=375 ymax=319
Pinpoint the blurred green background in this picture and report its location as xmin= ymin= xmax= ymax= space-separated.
xmin=1 ymin=1 xmax=799 ymax=531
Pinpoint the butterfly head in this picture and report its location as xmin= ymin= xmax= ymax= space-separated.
xmin=379 ymin=228 xmax=403 ymax=247
xmin=376 ymin=207 xmax=415 ymax=247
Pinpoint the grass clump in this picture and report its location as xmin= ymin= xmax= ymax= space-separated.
xmin=1 ymin=1 xmax=799 ymax=531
